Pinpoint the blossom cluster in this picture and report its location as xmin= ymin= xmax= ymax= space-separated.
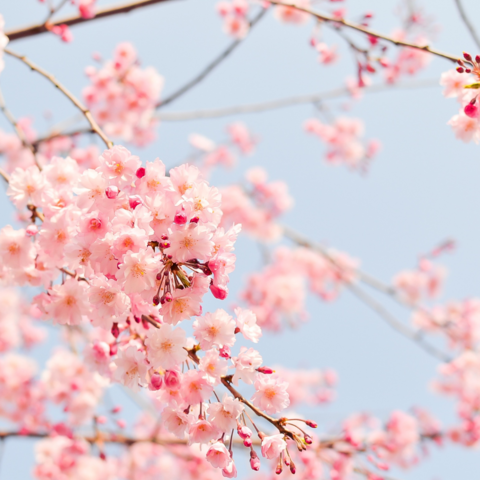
xmin=304 ymin=117 xmax=380 ymax=171
xmin=241 ymin=246 xmax=358 ymax=330
xmin=83 ymin=43 xmax=164 ymax=146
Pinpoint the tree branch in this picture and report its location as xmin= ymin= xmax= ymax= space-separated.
xmin=5 ymin=0 xmax=179 ymax=42
xmin=4 ymin=48 xmax=113 ymax=150
xmin=156 ymin=8 xmax=268 ymax=109
xmin=156 ymin=79 xmax=438 ymax=121
xmin=267 ymin=1 xmax=460 ymax=63
xmin=453 ymin=0 xmax=480 ymax=50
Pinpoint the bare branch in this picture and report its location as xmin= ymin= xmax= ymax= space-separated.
xmin=266 ymin=1 xmax=460 ymax=63
xmin=4 ymin=48 xmax=113 ymax=150
xmin=156 ymin=8 xmax=268 ymax=109
xmin=453 ymin=0 xmax=480 ymax=50
xmin=156 ymin=79 xmax=438 ymax=121
xmin=5 ymin=0 xmax=179 ymax=42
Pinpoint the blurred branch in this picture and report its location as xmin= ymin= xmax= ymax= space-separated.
xmin=281 ymin=225 xmax=452 ymax=362
xmin=6 ymin=0 xmax=179 ymax=42
xmin=156 ymin=79 xmax=438 ymax=121
xmin=4 ymin=48 xmax=113 ymax=150
xmin=156 ymin=8 xmax=268 ymax=109
xmin=0 ymin=87 xmax=42 ymax=169
xmin=453 ymin=0 xmax=480 ymax=50
xmin=267 ymin=1 xmax=460 ymax=63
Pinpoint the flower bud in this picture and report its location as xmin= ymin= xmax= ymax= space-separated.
xmin=464 ymin=52 xmax=472 ymax=61
xmin=306 ymin=420 xmax=318 ymax=428
xmin=129 ymin=195 xmax=142 ymax=209
xmin=243 ymin=438 xmax=252 ymax=447
xmin=149 ymin=371 xmax=163 ymax=391
xmin=152 ymin=295 xmax=160 ymax=306
xmin=26 ymin=225 xmax=38 ymax=236
xmin=250 ymin=450 xmax=260 ymax=471
xmin=304 ymin=435 xmax=313 ymax=445
xmin=219 ymin=345 xmax=231 ymax=358
xmin=136 ymin=167 xmax=146 ymax=178
xmin=174 ymin=210 xmax=187 ymax=225
xmin=210 ymin=283 xmax=228 ymax=300
xmin=190 ymin=216 xmax=200 ymax=224
xmin=109 ymin=343 xmax=118 ymax=356
xmin=457 ymin=67 xmax=465 ymax=73
xmin=161 ymin=234 xmax=169 ymax=240
xmin=257 ymin=366 xmax=274 ymax=374
xmin=464 ymin=103 xmax=478 ymax=118
xmin=290 ymin=462 xmax=296 ymax=474
xmin=237 ymin=425 xmax=253 ymax=440
xmin=476 ymin=55 xmax=480 ymax=63
xmin=105 ymin=185 xmax=119 ymax=199
xmin=164 ymin=370 xmax=181 ymax=389
xmin=111 ymin=322 xmax=120 ymax=338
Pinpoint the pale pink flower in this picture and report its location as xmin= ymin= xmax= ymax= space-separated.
xmin=251 ymin=374 xmax=290 ymax=414
xmin=166 ymin=225 xmax=214 ymax=263
xmin=234 ymin=307 xmax=262 ymax=343
xmin=232 ymin=347 xmax=262 ymax=385
xmin=162 ymin=406 xmax=193 ymax=437
xmin=97 ymin=146 xmax=141 ymax=187
xmin=440 ymin=69 xmax=472 ymax=98
xmin=448 ymin=113 xmax=480 ymax=143
xmin=193 ymin=309 xmax=236 ymax=350
xmin=0 ymin=225 xmax=35 ymax=270
xmin=274 ymin=0 xmax=311 ymax=24
xmin=208 ymin=394 xmax=244 ymax=432
xmin=206 ymin=442 xmax=231 ymax=469
xmin=145 ymin=324 xmax=187 ymax=369
xmin=7 ymin=165 xmax=45 ymax=208
xmin=261 ymin=434 xmax=287 ymax=459
xmin=114 ymin=345 xmax=149 ymax=391
xmin=89 ymin=276 xmax=130 ymax=328
xmin=181 ymin=370 xmax=213 ymax=404
xmin=48 ymin=278 xmax=91 ymax=325
xmin=116 ymin=249 xmax=158 ymax=294
xmin=199 ymin=349 xmax=229 ymax=383
xmin=188 ymin=418 xmax=220 ymax=445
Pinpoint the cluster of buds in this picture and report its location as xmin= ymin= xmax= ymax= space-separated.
xmin=456 ymin=52 xmax=480 ymax=118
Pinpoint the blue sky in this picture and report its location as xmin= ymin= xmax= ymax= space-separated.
xmin=2 ymin=0 xmax=480 ymax=478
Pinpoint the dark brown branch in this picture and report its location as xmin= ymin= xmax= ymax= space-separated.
xmin=156 ymin=8 xmax=268 ymax=109
xmin=267 ymin=1 xmax=460 ymax=63
xmin=5 ymin=0 xmax=179 ymax=42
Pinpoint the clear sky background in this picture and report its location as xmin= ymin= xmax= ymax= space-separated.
xmin=1 ymin=0 xmax=480 ymax=478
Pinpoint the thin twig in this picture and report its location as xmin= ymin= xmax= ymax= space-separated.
xmin=6 ymin=0 xmax=179 ymax=42
xmin=156 ymin=79 xmax=438 ymax=121
xmin=44 ymin=0 xmax=69 ymax=24
xmin=4 ymin=48 xmax=113 ymax=150
xmin=347 ymin=282 xmax=451 ymax=362
xmin=267 ymin=1 xmax=460 ymax=63
xmin=156 ymin=8 xmax=268 ymax=109
xmin=453 ymin=0 xmax=480 ymax=50
xmin=0 ymin=87 xmax=42 ymax=169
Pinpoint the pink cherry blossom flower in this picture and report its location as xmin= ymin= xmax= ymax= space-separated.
xmin=7 ymin=165 xmax=45 ymax=209
xmin=188 ymin=418 xmax=220 ymax=445
xmin=116 ymin=249 xmax=158 ymax=294
xmin=113 ymin=345 xmax=149 ymax=391
xmin=261 ymin=434 xmax=287 ymax=459
xmin=0 ymin=225 xmax=36 ymax=270
xmin=206 ymin=442 xmax=231 ymax=469
xmin=208 ymin=394 xmax=244 ymax=432
xmin=166 ymin=225 xmax=214 ymax=263
xmin=234 ymin=307 xmax=262 ymax=343
xmin=181 ymin=370 xmax=213 ymax=404
xmin=145 ymin=324 xmax=187 ymax=369
xmin=251 ymin=374 xmax=290 ymax=414
xmin=193 ymin=309 xmax=236 ymax=350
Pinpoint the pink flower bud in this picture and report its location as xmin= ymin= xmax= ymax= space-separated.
xmin=136 ymin=167 xmax=146 ymax=178
xmin=152 ymin=295 xmax=160 ymax=306
xmin=257 ymin=366 xmax=274 ymax=374
xmin=243 ymin=438 xmax=252 ymax=447
xmin=111 ymin=323 xmax=120 ymax=338
xmin=105 ymin=186 xmax=119 ymax=199
xmin=275 ymin=465 xmax=282 ymax=475
xmin=26 ymin=225 xmax=38 ymax=236
xmin=306 ymin=420 xmax=318 ymax=428
xmin=112 ymin=406 xmax=122 ymax=414
xmin=219 ymin=345 xmax=231 ymax=358
xmin=304 ymin=435 xmax=313 ymax=445
xmin=210 ymin=283 xmax=228 ymax=300
xmin=164 ymin=370 xmax=181 ymax=389
xmin=109 ymin=343 xmax=118 ymax=356
xmin=190 ymin=216 xmax=199 ymax=224
xmin=116 ymin=419 xmax=126 ymax=429
xmin=99 ymin=451 xmax=106 ymax=460
xmin=149 ymin=372 xmax=163 ymax=391
xmin=250 ymin=451 xmax=260 ymax=471
xmin=129 ymin=195 xmax=142 ymax=209
xmin=464 ymin=52 xmax=472 ymax=61
xmin=464 ymin=103 xmax=478 ymax=118
xmin=174 ymin=210 xmax=187 ymax=225
xmin=161 ymin=234 xmax=168 ymax=240
xmin=96 ymin=415 xmax=107 ymax=424
xmin=237 ymin=425 xmax=253 ymax=439
xmin=457 ymin=67 xmax=465 ymax=73
xmin=476 ymin=55 xmax=480 ymax=63
xmin=290 ymin=462 xmax=296 ymax=474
